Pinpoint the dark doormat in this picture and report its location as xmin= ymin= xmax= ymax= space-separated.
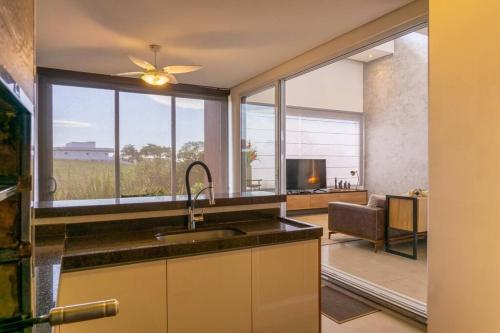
xmin=321 ymin=286 xmax=379 ymax=324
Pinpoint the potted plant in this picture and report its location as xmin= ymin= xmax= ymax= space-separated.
xmin=243 ymin=141 xmax=258 ymax=184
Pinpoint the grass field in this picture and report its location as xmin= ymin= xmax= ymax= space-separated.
xmin=53 ymin=159 xmax=204 ymax=200
xmin=53 ymin=160 xmax=116 ymax=200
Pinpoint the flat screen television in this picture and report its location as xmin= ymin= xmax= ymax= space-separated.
xmin=286 ymin=159 xmax=327 ymax=191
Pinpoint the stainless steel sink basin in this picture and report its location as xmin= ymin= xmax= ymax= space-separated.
xmin=155 ymin=228 xmax=245 ymax=244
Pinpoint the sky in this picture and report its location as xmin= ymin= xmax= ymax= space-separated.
xmin=52 ymin=85 xmax=205 ymax=151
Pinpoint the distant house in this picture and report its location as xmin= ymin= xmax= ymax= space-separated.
xmin=53 ymin=141 xmax=114 ymax=161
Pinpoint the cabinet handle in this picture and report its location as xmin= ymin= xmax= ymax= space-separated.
xmin=48 ymin=299 xmax=119 ymax=325
xmin=0 ymin=299 xmax=119 ymax=331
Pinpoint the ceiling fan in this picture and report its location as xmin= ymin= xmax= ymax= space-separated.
xmin=117 ymin=44 xmax=202 ymax=86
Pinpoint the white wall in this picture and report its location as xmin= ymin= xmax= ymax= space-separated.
xmin=428 ymin=1 xmax=500 ymax=332
xmin=286 ymin=60 xmax=363 ymax=112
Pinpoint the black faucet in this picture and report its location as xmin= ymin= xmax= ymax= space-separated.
xmin=185 ymin=161 xmax=216 ymax=230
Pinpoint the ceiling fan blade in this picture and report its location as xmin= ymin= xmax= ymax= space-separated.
xmin=163 ymin=65 xmax=202 ymax=74
xmin=116 ymin=71 xmax=144 ymax=77
xmin=128 ymin=56 xmax=156 ymax=71
xmin=166 ymin=73 xmax=178 ymax=84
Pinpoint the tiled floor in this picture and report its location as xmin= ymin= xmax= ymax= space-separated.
xmin=321 ymin=313 xmax=426 ymax=333
xmin=292 ymin=213 xmax=428 ymax=302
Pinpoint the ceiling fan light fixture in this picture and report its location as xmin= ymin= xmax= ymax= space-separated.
xmin=141 ymin=72 xmax=169 ymax=86
xmin=118 ymin=44 xmax=198 ymax=85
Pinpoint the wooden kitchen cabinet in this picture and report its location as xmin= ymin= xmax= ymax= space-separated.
xmin=251 ymin=240 xmax=320 ymax=333
xmin=55 ymin=241 xmax=320 ymax=333
xmin=166 ymin=249 xmax=252 ymax=333
xmin=57 ymin=260 xmax=167 ymax=333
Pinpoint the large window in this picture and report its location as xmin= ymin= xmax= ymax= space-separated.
xmin=40 ymin=76 xmax=228 ymax=201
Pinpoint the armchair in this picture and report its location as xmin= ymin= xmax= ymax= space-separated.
xmin=328 ymin=199 xmax=386 ymax=252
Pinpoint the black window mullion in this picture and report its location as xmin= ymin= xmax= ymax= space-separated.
xmin=171 ymin=97 xmax=177 ymax=195
xmin=38 ymin=80 xmax=53 ymax=201
xmin=114 ymin=90 xmax=120 ymax=198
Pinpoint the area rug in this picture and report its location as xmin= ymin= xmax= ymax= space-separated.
xmin=321 ymin=286 xmax=379 ymax=323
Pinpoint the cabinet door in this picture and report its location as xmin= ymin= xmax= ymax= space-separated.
xmin=58 ymin=260 xmax=167 ymax=333
xmin=309 ymin=192 xmax=367 ymax=209
xmin=167 ymin=250 xmax=252 ymax=333
xmin=252 ymin=240 xmax=320 ymax=333
xmin=287 ymin=195 xmax=311 ymax=210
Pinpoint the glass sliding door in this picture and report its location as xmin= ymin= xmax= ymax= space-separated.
xmin=240 ymin=86 xmax=277 ymax=192
xmin=119 ymin=92 xmax=172 ymax=197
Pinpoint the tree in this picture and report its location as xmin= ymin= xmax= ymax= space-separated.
xmin=121 ymin=144 xmax=140 ymax=163
xmin=139 ymin=144 xmax=170 ymax=159
xmin=177 ymin=141 xmax=204 ymax=162
xmin=176 ymin=141 xmax=205 ymax=194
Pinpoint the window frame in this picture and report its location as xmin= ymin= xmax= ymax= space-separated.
xmin=37 ymin=67 xmax=229 ymax=201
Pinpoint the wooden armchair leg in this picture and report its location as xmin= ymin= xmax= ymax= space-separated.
xmin=328 ymin=231 xmax=335 ymax=239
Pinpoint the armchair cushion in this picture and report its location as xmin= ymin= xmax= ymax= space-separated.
xmin=367 ymin=194 xmax=386 ymax=208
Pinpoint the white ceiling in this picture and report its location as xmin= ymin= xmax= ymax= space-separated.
xmin=36 ymin=0 xmax=414 ymax=88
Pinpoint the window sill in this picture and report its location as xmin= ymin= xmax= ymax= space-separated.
xmin=33 ymin=192 xmax=285 ymax=219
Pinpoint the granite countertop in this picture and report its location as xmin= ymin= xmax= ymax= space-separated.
xmin=62 ymin=217 xmax=321 ymax=271
xmin=34 ymin=191 xmax=285 ymax=218
xmin=34 ymin=235 xmax=65 ymax=333
xmin=33 ymin=216 xmax=321 ymax=332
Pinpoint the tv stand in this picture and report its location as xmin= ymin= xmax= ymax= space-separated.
xmin=287 ymin=188 xmax=328 ymax=195
xmin=286 ymin=189 xmax=367 ymax=212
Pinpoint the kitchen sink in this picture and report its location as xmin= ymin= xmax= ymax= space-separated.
xmin=155 ymin=228 xmax=245 ymax=244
